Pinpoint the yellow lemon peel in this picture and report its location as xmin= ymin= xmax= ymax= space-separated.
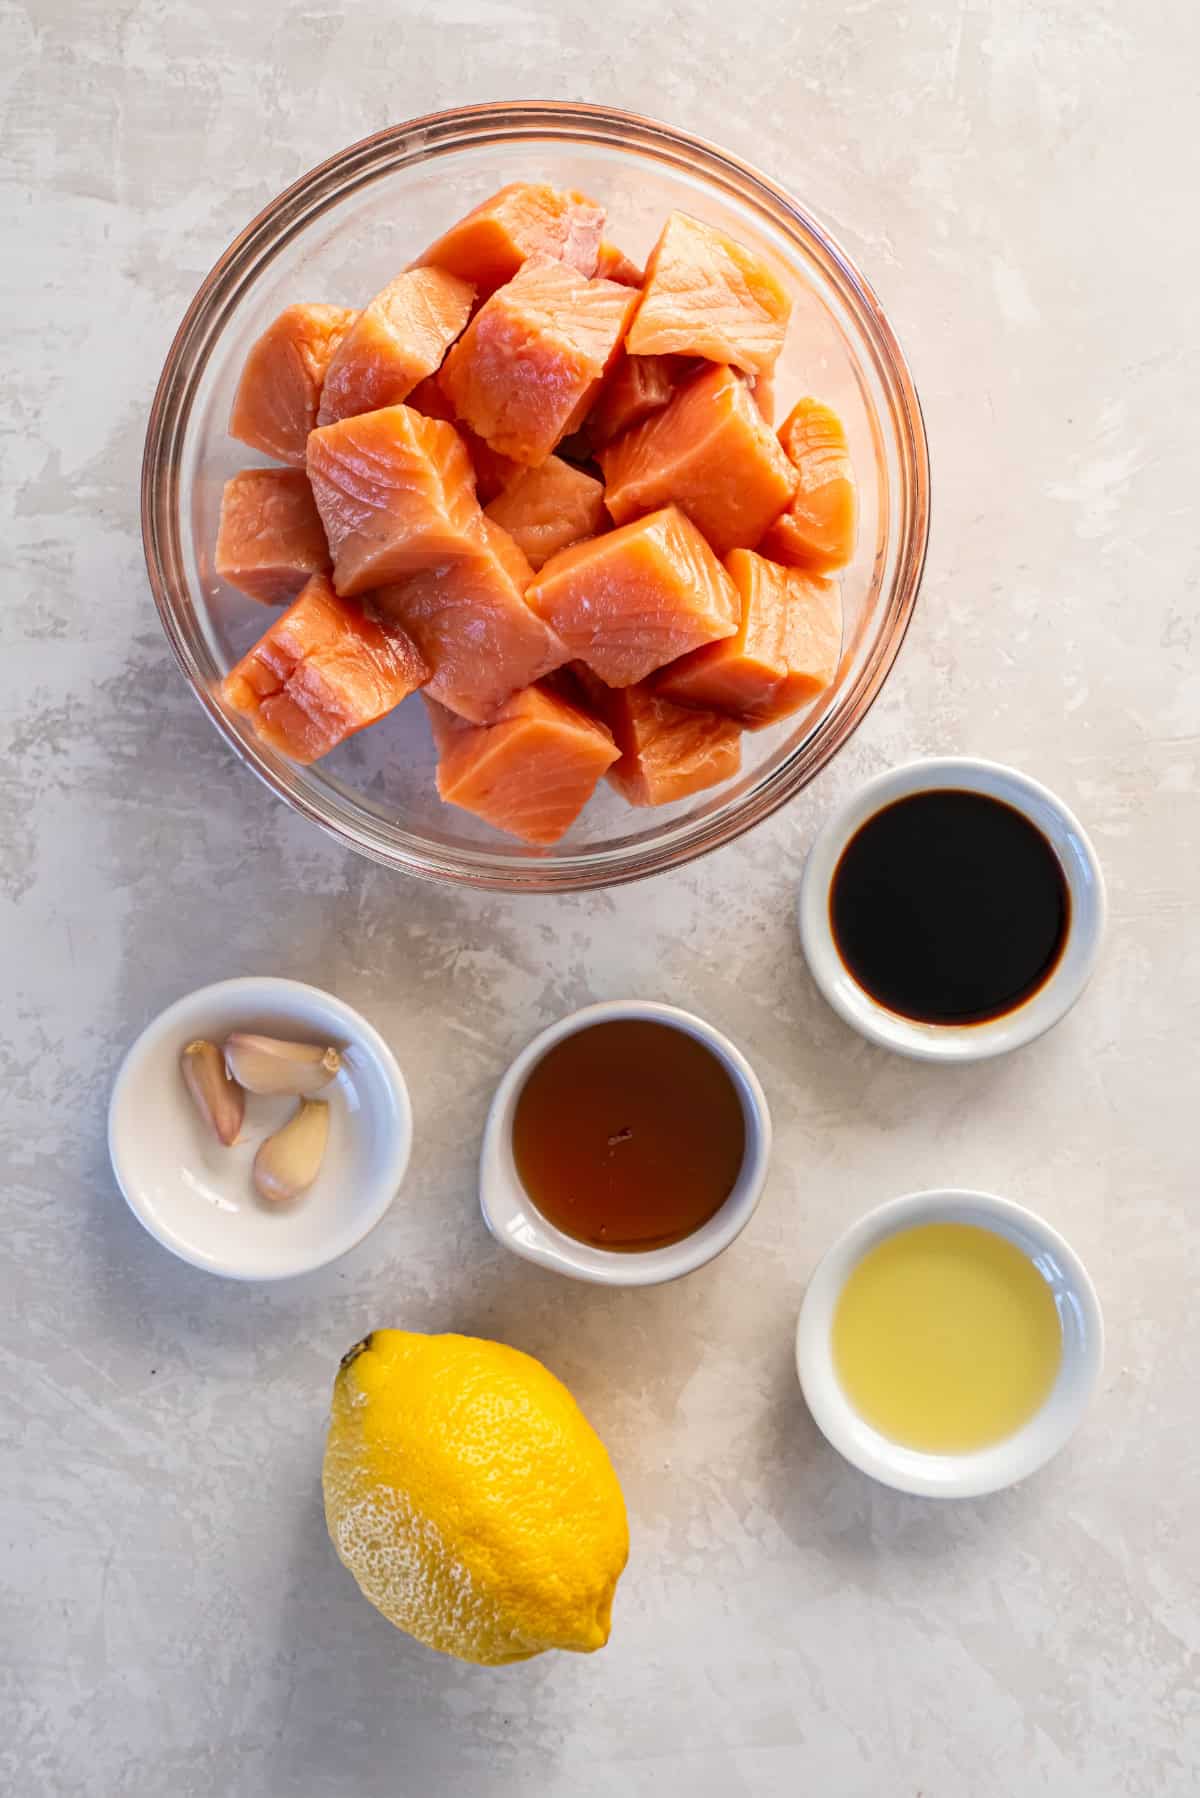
xmin=322 ymin=1330 xmax=629 ymax=1665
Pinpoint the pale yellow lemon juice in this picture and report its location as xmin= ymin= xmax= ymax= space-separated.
xmin=831 ymin=1223 xmax=1063 ymax=1452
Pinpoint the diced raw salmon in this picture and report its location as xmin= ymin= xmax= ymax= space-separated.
xmin=550 ymin=428 xmax=597 ymax=467
xmin=415 ymin=183 xmax=606 ymax=295
xmin=373 ymin=519 xmax=565 ymax=722
xmin=476 ymin=514 xmax=533 ymax=589
xmin=317 ymin=268 xmax=475 ymax=426
xmin=751 ymin=371 xmax=775 ymax=425
xmin=585 ymin=352 xmax=680 ymax=450
xmin=214 ymin=469 xmax=330 ymax=606
xmin=423 ymin=335 xmax=590 ymax=495
xmin=405 ymin=373 xmax=457 ymax=421
xmin=484 ymin=457 xmax=606 ymax=570
xmin=594 ymin=240 xmax=643 ymax=287
xmin=574 ymin=668 xmax=742 ymax=807
xmin=598 ymin=363 xmax=796 ymax=556
xmin=220 ymin=573 xmax=428 ymax=763
xmin=758 ymin=398 xmax=858 ymax=572
xmin=439 ymin=257 xmax=638 ymax=465
xmin=656 ymin=548 xmax=842 ymax=726
xmin=306 ymin=404 xmax=482 ymax=598
xmin=462 ymin=432 xmax=522 ymax=502
xmin=526 ymin=504 xmax=738 ymax=687
xmin=425 ymin=683 xmax=618 ymax=845
xmin=626 ymin=212 xmax=791 ymax=379
xmin=229 ymin=304 xmax=357 ymax=466
xmin=405 ymin=378 xmax=521 ymax=500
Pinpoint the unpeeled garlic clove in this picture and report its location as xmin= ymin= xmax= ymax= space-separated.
xmin=253 ymin=1099 xmax=330 ymax=1204
xmin=223 ymin=1032 xmax=341 ymax=1097
xmin=180 ymin=1039 xmax=245 ymax=1146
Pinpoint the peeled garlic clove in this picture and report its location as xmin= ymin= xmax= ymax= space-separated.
xmin=253 ymin=1099 xmax=330 ymax=1204
xmin=180 ymin=1039 xmax=245 ymax=1146
xmin=223 ymin=1032 xmax=341 ymax=1097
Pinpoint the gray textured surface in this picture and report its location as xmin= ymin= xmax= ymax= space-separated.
xmin=4 ymin=4 xmax=1199 ymax=1795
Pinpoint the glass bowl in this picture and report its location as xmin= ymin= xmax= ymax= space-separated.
xmin=142 ymin=101 xmax=929 ymax=892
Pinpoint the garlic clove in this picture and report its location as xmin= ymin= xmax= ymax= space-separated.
xmin=181 ymin=1039 xmax=245 ymax=1146
xmin=253 ymin=1099 xmax=330 ymax=1204
xmin=223 ymin=1032 xmax=342 ymax=1097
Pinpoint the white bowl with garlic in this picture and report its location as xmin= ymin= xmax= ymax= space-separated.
xmin=108 ymin=977 xmax=412 ymax=1280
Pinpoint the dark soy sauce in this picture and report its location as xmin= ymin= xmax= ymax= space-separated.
xmin=829 ymin=789 xmax=1070 ymax=1025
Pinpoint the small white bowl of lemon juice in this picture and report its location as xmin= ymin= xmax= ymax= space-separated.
xmin=796 ymin=1189 xmax=1103 ymax=1498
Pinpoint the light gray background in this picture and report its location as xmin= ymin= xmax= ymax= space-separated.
xmin=3 ymin=4 xmax=1198 ymax=1795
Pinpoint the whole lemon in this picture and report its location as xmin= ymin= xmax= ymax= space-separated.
xmin=322 ymin=1330 xmax=629 ymax=1665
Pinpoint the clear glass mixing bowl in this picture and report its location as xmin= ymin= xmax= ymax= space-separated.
xmin=142 ymin=102 xmax=929 ymax=892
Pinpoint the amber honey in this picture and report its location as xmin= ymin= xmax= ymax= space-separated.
xmin=511 ymin=1018 xmax=746 ymax=1251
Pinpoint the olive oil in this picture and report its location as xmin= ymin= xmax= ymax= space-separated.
xmin=832 ymin=1223 xmax=1063 ymax=1451
xmin=511 ymin=1019 xmax=746 ymax=1251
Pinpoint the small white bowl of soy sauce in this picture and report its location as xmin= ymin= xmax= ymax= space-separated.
xmin=798 ymin=759 xmax=1106 ymax=1062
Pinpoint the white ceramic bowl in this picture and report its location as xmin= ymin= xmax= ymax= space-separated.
xmin=479 ymin=1001 xmax=772 ymax=1287
xmin=108 ymin=977 xmax=412 ymax=1280
xmin=796 ymin=1188 xmax=1104 ymax=1497
xmin=797 ymin=757 xmax=1106 ymax=1061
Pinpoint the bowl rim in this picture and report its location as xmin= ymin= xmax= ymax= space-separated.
xmin=107 ymin=975 xmax=413 ymax=1280
xmin=797 ymin=756 xmax=1107 ymax=1061
xmin=143 ymin=100 xmax=930 ymax=892
xmin=478 ymin=999 xmax=772 ymax=1286
xmin=795 ymin=1187 xmax=1105 ymax=1497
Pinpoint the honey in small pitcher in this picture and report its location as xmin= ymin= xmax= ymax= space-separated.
xmin=511 ymin=1018 xmax=746 ymax=1252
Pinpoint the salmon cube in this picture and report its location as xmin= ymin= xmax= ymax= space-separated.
xmin=425 ymin=684 xmax=618 ymax=846
xmin=220 ymin=573 xmax=428 ymax=763
xmin=574 ymin=668 xmax=742 ymax=807
xmin=527 ymin=505 xmax=739 ymax=688
xmin=759 ymin=398 xmax=858 ymax=572
xmin=484 ymin=457 xmax=606 ymax=570
xmin=306 ymin=404 xmax=482 ymax=598
xmin=439 ymin=257 xmax=639 ymax=466
xmin=317 ymin=268 xmax=475 ymax=426
xmin=550 ymin=426 xmax=597 ymax=467
xmin=229 ymin=304 xmax=357 ymax=466
xmin=415 ymin=182 xmax=606 ymax=296
xmin=373 ymin=519 xmax=565 ymax=723
xmin=751 ymin=371 xmax=775 ymax=425
xmin=214 ymin=469 xmax=330 ymax=606
xmin=598 ymin=364 xmax=796 ymax=556
xmin=404 ymin=373 xmax=456 ymax=421
xmin=406 ymin=378 xmax=521 ymax=501
xmin=626 ymin=212 xmax=792 ymax=379
xmin=585 ymin=352 xmax=680 ymax=451
xmin=656 ymin=549 xmax=842 ymax=726
xmin=415 ymin=348 xmax=585 ymax=497
xmin=461 ymin=432 xmax=523 ymax=503
xmin=594 ymin=240 xmax=644 ymax=287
